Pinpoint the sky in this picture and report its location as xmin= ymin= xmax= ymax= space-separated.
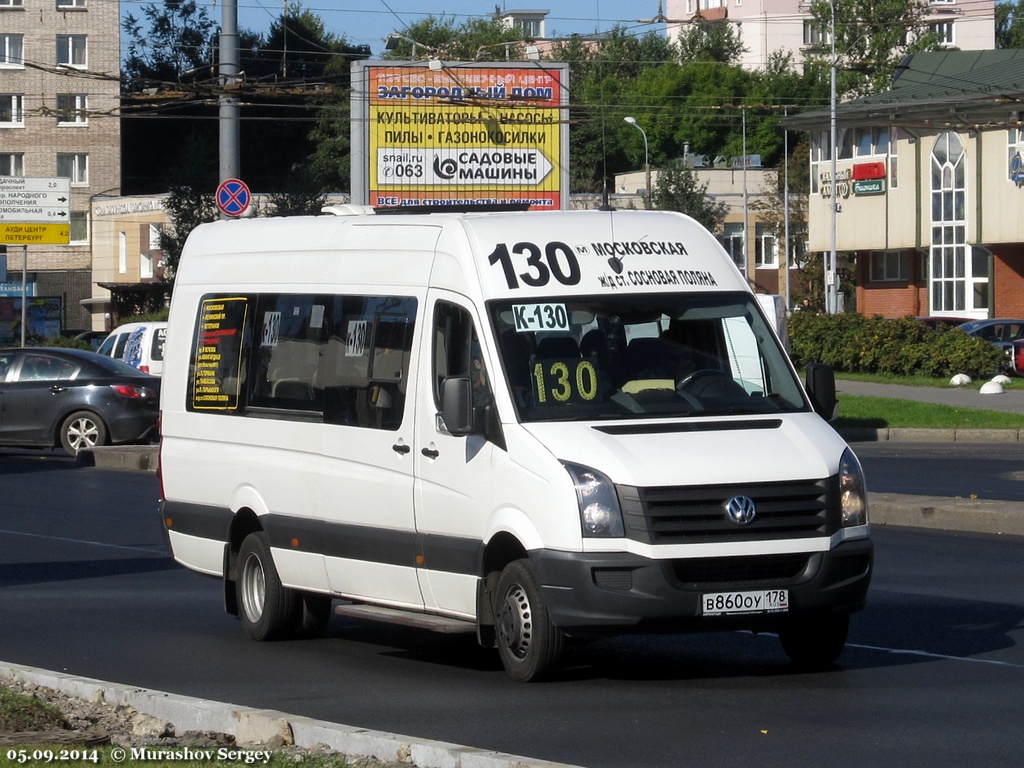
xmin=121 ymin=0 xmax=666 ymax=56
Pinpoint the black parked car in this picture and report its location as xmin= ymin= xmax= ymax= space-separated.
xmin=0 ymin=348 xmax=160 ymax=456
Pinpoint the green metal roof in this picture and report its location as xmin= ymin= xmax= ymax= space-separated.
xmin=784 ymin=49 xmax=1024 ymax=132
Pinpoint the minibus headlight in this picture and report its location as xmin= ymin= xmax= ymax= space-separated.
xmin=839 ymin=448 xmax=868 ymax=527
xmin=563 ymin=462 xmax=625 ymax=538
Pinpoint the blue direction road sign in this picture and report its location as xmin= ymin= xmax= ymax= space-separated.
xmin=216 ymin=178 xmax=251 ymax=217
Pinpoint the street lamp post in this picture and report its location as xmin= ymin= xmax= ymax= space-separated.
xmin=624 ymin=116 xmax=651 ymax=209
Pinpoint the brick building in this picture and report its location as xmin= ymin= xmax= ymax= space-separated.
xmin=786 ymin=50 xmax=1024 ymax=320
xmin=1 ymin=0 xmax=120 ymax=332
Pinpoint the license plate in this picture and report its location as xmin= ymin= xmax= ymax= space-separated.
xmin=702 ymin=589 xmax=789 ymax=616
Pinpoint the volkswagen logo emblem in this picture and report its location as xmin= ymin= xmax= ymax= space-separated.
xmin=724 ymin=495 xmax=757 ymax=526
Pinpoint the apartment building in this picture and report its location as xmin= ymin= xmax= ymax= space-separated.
xmin=664 ymin=0 xmax=994 ymax=70
xmin=1 ymin=0 xmax=120 ymax=333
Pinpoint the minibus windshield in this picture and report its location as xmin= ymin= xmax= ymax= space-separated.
xmin=488 ymin=292 xmax=809 ymax=422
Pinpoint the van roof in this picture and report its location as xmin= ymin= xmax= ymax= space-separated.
xmin=177 ymin=209 xmax=749 ymax=300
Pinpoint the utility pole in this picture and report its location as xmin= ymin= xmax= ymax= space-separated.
xmin=219 ymin=0 xmax=240 ymax=190
xmin=827 ymin=0 xmax=839 ymax=314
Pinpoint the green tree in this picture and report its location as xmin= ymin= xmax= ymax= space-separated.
xmin=806 ymin=0 xmax=942 ymax=97
xmin=676 ymin=21 xmax=746 ymax=64
xmin=749 ymin=138 xmax=820 ymax=308
xmin=122 ymin=0 xmax=218 ymax=91
xmin=381 ymin=16 xmax=527 ymax=61
xmin=996 ymin=0 xmax=1024 ymax=47
xmin=160 ymin=185 xmax=218 ymax=283
xmin=651 ymin=163 xmax=728 ymax=233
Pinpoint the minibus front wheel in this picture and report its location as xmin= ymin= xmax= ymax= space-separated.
xmin=237 ymin=531 xmax=299 ymax=640
xmin=778 ymin=612 xmax=849 ymax=669
xmin=494 ymin=559 xmax=564 ymax=682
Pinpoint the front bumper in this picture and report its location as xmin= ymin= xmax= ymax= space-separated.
xmin=531 ymin=537 xmax=873 ymax=635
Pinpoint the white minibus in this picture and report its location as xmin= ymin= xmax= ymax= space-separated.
xmin=158 ymin=207 xmax=872 ymax=681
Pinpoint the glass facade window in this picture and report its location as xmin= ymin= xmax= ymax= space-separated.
xmin=929 ymin=132 xmax=981 ymax=313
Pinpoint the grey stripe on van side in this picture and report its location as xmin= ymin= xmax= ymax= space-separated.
xmin=163 ymin=501 xmax=480 ymax=576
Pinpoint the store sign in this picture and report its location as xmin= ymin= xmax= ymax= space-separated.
xmin=853 ymin=179 xmax=886 ymax=195
xmin=1010 ymin=152 xmax=1024 ymax=186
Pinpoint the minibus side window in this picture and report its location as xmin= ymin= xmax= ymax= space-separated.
xmin=317 ymin=296 xmax=417 ymax=431
xmin=248 ymin=294 xmax=328 ymax=411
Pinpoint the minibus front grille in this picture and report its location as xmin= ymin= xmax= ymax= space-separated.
xmin=671 ymin=553 xmax=811 ymax=586
xmin=617 ymin=477 xmax=838 ymax=544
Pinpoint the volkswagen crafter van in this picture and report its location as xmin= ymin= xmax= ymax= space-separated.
xmin=159 ymin=207 xmax=872 ymax=681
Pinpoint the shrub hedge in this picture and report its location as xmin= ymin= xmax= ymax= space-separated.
xmin=788 ymin=313 xmax=1006 ymax=378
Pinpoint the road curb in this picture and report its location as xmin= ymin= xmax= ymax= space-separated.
xmin=839 ymin=428 xmax=1024 ymax=442
xmin=77 ymin=445 xmax=159 ymax=472
xmin=869 ymin=492 xmax=1024 ymax=536
xmin=0 ymin=662 xmax=582 ymax=768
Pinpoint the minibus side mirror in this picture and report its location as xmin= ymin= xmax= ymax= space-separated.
xmin=440 ymin=376 xmax=474 ymax=436
xmin=805 ymin=363 xmax=838 ymax=420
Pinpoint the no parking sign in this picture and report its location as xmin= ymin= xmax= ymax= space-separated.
xmin=216 ymin=178 xmax=251 ymax=217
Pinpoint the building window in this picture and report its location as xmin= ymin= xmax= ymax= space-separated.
xmin=0 ymin=94 xmax=24 ymax=126
xmin=870 ymin=251 xmax=908 ymax=282
xmin=118 ymin=232 xmax=127 ymax=274
xmin=803 ymin=21 xmax=829 ymax=47
xmin=755 ymin=223 xmax=777 ymax=268
xmin=929 ymin=132 xmax=980 ymax=313
xmin=0 ymin=153 xmax=23 ymax=176
xmin=0 ymin=0 xmax=25 ymax=8
xmin=930 ymin=21 xmax=955 ymax=46
xmin=56 ymin=0 xmax=87 ymax=7
xmin=56 ymin=35 xmax=87 ymax=68
xmin=70 ymin=211 xmax=88 ymax=243
xmin=148 ymin=223 xmax=163 ymax=249
xmin=140 ymin=252 xmax=154 ymax=279
xmin=515 ymin=18 xmax=541 ymax=37
xmin=855 ymin=127 xmax=890 ymax=157
xmin=1 ymin=34 xmax=24 ymax=66
xmin=57 ymin=153 xmax=88 ymax=185
xmin=56 ymin=94 xmax=88 ymax=124
xmin=890 ymin=126 xmax=899 ymax=189
xmin=720 ymin=222 xmax=744 ymax=270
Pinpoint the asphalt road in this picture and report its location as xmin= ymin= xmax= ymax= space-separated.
xmin=1 ymin=451 xmax=1023 ymax=767
xmin=854 ymin=441 xmax=1024 ymax=500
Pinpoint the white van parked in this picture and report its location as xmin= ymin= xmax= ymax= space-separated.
xmin=159 ymin=207 xmax=872 ymax=681
xmin=97 ymin=321 xmax=167 ymax=376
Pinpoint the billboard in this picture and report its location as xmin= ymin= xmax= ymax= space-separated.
xmin=0 ymin=296 xmax=62 ymax=344
xmin=352 ymin=61 xmax=570 ymax=210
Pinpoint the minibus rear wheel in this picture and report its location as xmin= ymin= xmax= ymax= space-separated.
xmin=237 ymin=531 xmax=299 ymax=640
xmin=494 ymin=559 xmax=564 ymax=682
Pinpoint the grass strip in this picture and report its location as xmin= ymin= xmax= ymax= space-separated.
xmin=835 ymin=394 xmax=1024 ymax=430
